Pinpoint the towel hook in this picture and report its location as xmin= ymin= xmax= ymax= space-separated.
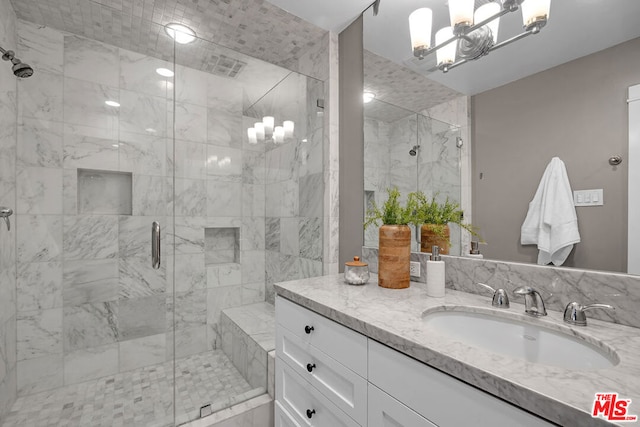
xmin=609 ymin=156 xmax=622 ymax=166
xmin=0 ymin=207 xmax=13 ymax=231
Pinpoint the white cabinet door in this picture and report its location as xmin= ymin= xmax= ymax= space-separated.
xmin=276 ymin=296 xmax=367 ymax=377
xmin=368 ymin=383 xmax=437 ymax=427
xmin=276 ymin=358 xmax=360 ymax=427
xmin=276 ymin=401 xmax=303 ymax=427
xmin=368 ymin=340 xmax=555 ymax=427
xmin=277 ymin=326 xmax=368 ymax=425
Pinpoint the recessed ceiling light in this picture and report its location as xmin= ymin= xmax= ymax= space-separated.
xmin=105 ymin=100 xmax=120 ymax=107
xmin=165 ymin=23 xmax=196 ymax=44
xmin=363 ymin=92 xmax=376 ymax=103
xmin=156 ymin=67 xmax=174 ymax=77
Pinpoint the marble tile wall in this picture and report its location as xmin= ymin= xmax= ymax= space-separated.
xmin=258 ymin=72 xmax=325 ymax=303
xmin=362 ymin=246 xmax=640 ymax=329
xmin=364 ymin=108 xmax=465 ymax=255
xmin=0 ymin=0 xmax=18 ymax=421
xmin=297 ymin=31 xmax=339 ymax=276
xmin=424 ymin=96 xmax=472 ymax=254
xmin=12 ymin=19 xmax=325 ymax=398
xmin=364 ymin=114 xmax=422 ymax=251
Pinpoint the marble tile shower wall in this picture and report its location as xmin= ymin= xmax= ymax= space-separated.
xmin=0 ymin=0 xmax=18 ymax=421
xmin=417 ymin=117 xmax=463 ymax=255
xmin=263 ymin=75 xmax=324 ymax=303
xmin=12 ymin=20 xmax=274 ymax=396
xmin=364 ymin=115 xmax=419 ymax=251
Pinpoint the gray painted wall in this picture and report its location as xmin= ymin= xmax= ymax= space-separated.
xmin=472 ymin=37 xmax=640 ymax=273
xmin=339 ymin=16 xmax=364 ymax=272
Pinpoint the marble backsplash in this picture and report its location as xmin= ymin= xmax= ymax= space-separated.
xmin=362 ymin=246 xmax=640 ymax=329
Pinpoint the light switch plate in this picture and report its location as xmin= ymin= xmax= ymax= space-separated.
xmin=574 ymin=189 xmax=604 ymax=207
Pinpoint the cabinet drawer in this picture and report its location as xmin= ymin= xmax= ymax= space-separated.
xmin=276 ymin=358 xmax=360 ymax=427
xmin=277 ymin=326 xmax=367 ymax=425
xmin=368 ymin=383 xmax=437 ymax=427
xmin=275 ymin=401 xmax=302 ymax=427
xmin=368 ymin=340 xmax=555 ymax=427
xmin=276 ymin=296 xmax=367 ymax=377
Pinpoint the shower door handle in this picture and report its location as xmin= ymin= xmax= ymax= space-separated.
xmin=152 ymin=221 xmax=161 ymax=269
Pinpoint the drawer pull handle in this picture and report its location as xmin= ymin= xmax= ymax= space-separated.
xmin=306 ymin=409 xmax=316 ymax=419
xmin=304 ymin=325 xmax=314 ymax=334
xmin=306 ymin=363 xmax=316 ymax=373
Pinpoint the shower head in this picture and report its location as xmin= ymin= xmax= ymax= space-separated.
xmin=12 ymin=62 xmax=33 ymax=78
xmin=0 ymin=47 xmax=34 ymax=78
xmin=409 ymin=145 xmax=420 ymax=156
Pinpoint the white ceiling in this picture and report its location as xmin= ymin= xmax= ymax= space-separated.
xmin=265 ymin=0 xmax=373 ymax=33
xmin=268 ymin=0 xmax=640 ymax=96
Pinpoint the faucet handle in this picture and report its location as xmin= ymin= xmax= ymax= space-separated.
xmin=476 ymin=283 xmax=510 ymax=308
xmin=563 ymin=302 xmax=615 ymax=326
xmin=512 ymin=286 xmax=547 ymax=317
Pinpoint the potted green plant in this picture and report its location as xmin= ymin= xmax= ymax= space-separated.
xmin=408 ymin=191 xmax=478 ymax=255
xmin=364 ymin=187 xmax=413 ymax=289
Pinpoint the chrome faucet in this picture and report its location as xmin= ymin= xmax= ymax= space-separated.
xmin=476 ymin=283 xmax=510 ymax=308
xmin=513 ymin=286 xmax=547 ymax=317
xmin=563 ymin=302 xmax=615 ymax=326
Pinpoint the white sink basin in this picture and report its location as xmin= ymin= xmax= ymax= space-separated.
xmin=422 ymin=309 xmax=618 ymax=370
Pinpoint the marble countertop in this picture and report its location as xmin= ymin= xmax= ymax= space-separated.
xmin=274 ymin=274 xmax=640 ymax=427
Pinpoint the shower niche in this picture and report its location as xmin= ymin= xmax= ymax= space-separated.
xmin=77 ymin=169 xmax=133 ymax=215
xmin=205 ymin=227 xmax=240 ymax=264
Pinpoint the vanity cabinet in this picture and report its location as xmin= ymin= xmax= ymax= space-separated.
xmin=275 ymin=296 xmax=367 ymax=426
xmin=275 ymin=296 xmax=556 ymax=427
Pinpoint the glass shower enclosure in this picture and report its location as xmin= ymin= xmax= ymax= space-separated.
xmin=2 ymin=9 xmax=323 ymax=426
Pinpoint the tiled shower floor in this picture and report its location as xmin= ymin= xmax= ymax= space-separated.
xmin=3 ymin=350 xmax=264 ymax=427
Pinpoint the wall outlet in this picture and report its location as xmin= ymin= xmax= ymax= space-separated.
xmin=410 ymin=261 xmax=420 ymax=277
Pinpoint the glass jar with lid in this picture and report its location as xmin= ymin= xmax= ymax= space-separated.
xmin=344 ymin=256 xmax=369 ymax=285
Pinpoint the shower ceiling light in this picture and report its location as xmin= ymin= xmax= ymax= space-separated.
xmin=156 ymin=67 xmax=174 ymax=77
xmin=410 ymin=0 xmax=551 ymax=73
xmin=363 ymin=92 xmax=376 ymax=103
xmin=165 ymin=23 xmax=196 ymax=44
xmin=105 ymin=100 xmax=120 ymax=107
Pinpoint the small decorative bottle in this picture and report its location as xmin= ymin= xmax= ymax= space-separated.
xmin=426 ymin=245 xmax=445 ymax=298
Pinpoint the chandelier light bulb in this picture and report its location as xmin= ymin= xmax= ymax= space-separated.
xmin=474 ymin=2 xmax=501 ymax=43
xmin=274 ymin=126 xmax=285 ymax=144
xmin=254 ymin=122 xmax=265 ymax=140
xmin=283 ymin=120 xmax=294 ymax=138
xmin=448 ymin=0 xmax=475 ymax=30
xmin=435 ymin=27 xmax=456 ymax=66
xmin=522 ymin=0 xmax=550 ymax=30
xmin=262 ymin=116 xmax=274 ymax=134
xmin=247 ymin=127 xmax=257 ymax=144
xmin=409 ymin=8 xmax=433 ymax=55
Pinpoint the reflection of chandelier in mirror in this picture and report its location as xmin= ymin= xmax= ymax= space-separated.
xmin=247 ymin=116 xmax=295 ymax=144
xmin=409 ymin=0 xmax=551 ymax=73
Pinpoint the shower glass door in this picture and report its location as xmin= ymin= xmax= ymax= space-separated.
xmin=8 ymin=18 xmax=178 ymax=427
xmin=171 ymin=34 xmax=324 ymax=424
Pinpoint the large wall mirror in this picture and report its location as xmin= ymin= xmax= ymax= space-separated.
xmin=362 ymin=0 xmax=640 ymax=274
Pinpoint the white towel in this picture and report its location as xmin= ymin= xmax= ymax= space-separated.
xmin=521 ymin=157 xmax=581 ymax=266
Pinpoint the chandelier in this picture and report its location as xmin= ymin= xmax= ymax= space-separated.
xmin=247 ymin=116 xmax=295 ymax=144
xmin=409 ymin=0 xmax=551 ymax=72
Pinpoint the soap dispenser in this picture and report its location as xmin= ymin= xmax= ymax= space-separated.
xmin=426 ymin=245 xmax=445 ymax=297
